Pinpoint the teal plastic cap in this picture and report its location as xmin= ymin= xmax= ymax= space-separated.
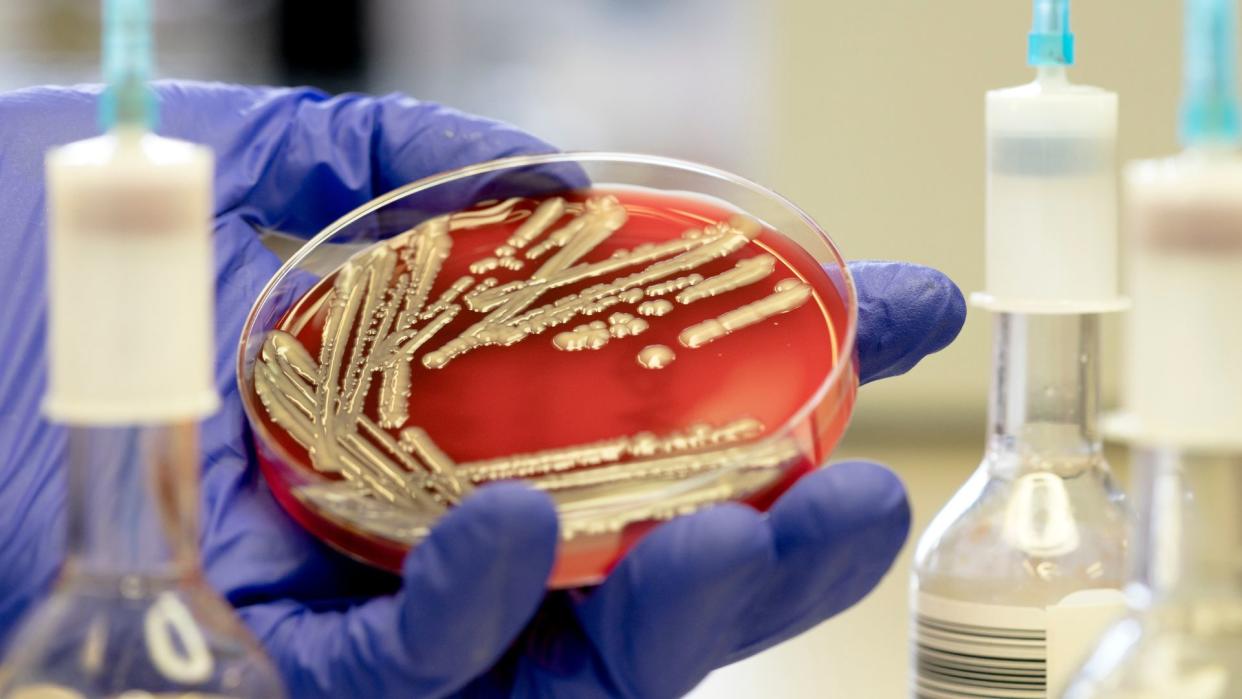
xmin=100 ymin=0 xmax=156 ymax=130
xmin=1180 ymin=0 xmax=1240 ymax=146
xmin=1028 ymin=0 xmax=1075 ymax=66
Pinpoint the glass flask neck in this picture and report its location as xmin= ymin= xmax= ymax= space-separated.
xmin=1129 ymin=447 xmax=1242 ymax=627
xmin=984 ymin=313 xmax=1104 ymax=479
xmin=64 ymin=423 xmax=201 ymax=580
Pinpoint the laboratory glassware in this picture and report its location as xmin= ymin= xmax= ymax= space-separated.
xmin=0 ymin=1 xmax=284 ymax=697
xmin=237 ymin=152 xmax=859 ymax=588
xmin=910 ymin=1 xmax=1129 ymax=696
xmin=0 ymin=424 xmax=286 ymax=699
xmin=1064 ymin=2 xmax=1242 ymax=690
xmin=1065 ymin=448 xmax=1242 ymax=698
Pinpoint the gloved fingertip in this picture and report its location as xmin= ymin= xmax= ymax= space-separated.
xmin=577 ymin=503 xmax=775 ymax=698
xmin=401 ymin=481 xmax=560 ymax=593
xmin=620 ymin=502 xmax=775 ymax=588
xmin=808 ymin=461 xmax=912 ymax=543
xmin=721 ymin=461 xmax=911 ymax=663
xmin=848 ymin=261 xmax=966 ymax=384
xmin=771 ymin=460 xmax=910 ymax=607
xmin=394 ymin=482 xmax=558 ymax=679
xmin=441 ymin=481 xmax=560 ymax=548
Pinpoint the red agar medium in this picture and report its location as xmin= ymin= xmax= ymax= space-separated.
xmin=247 ymin=188 xmax=857 ymax=587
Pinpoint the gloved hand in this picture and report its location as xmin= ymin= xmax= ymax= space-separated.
xmin=0 ymin=83 xmax=966 ymax=698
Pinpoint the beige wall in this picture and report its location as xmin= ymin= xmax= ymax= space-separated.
xmin=765 ymin=0 xmax=1183 ymax=438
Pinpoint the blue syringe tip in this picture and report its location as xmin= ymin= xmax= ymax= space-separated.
xmin=1180 ymin=0 xmax=1240 ymax=147
xmin=100 ymin=0 xmax=156 ymax=131
xmin=1028 ymin=0 xmax=1075 ymax=67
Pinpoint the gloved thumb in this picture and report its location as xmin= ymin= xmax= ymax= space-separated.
xmin=241 ymin=483 xmax=559 ymax=699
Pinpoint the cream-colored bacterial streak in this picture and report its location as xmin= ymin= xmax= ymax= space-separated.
xmin=676 ymin=254 xmax=775 ymax=304
xmin=457 ymin=417 xmax=763 ymax=481
xmin=646 ymin=274 xmax=703 ymax=297
xmin=679 ymin=281 xmax=812 ymax=349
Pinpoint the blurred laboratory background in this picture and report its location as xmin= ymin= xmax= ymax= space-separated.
xmin=0 ymin=0 xmax=1182 ymax=695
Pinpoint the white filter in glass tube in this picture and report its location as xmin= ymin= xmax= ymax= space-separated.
xmin=976 ymin=78 xmax=1126 ymax=313
xmin=1115 ymin=155 xmax=1242 ymax=449
xmin=43 ymin=130 xmax=218 ymax=424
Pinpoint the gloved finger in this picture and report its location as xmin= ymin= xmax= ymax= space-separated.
xmin=848 ymin=261 xmax=965 ymax=385
xmin=725 ymin=460 xmax=911 ymax=663
xmin=570 ymin=503 xmax=777 ymax=699
xmin=151 ymin=83 xmax=560 ymax=236
xmin=239 ymin=483 xmax=559 ymax=699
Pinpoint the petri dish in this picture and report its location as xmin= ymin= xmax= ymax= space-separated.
xmin=237 ymin=153 xmax=858 ymax=587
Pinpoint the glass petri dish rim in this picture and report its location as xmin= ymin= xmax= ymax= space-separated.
xmin=235 ymin=150 xmax=859 ymax=527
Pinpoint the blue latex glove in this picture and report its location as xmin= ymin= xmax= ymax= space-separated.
xmin=0 ymin=83 xmax=966 ymax=698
